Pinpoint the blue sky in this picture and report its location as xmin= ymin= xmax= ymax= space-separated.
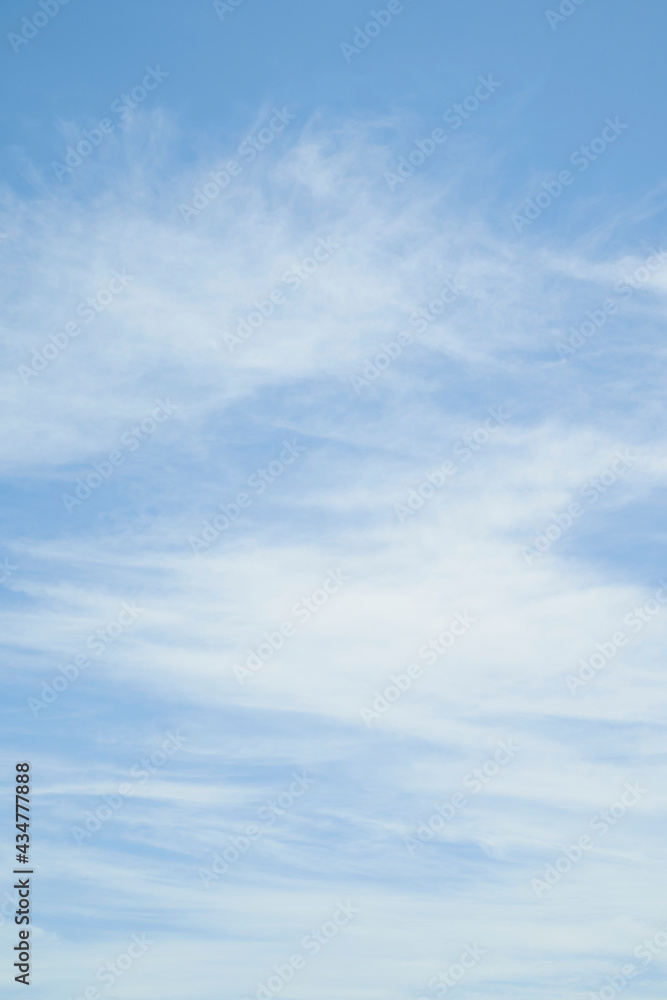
xmin=2 ymin=1 xmax=667 ymax=998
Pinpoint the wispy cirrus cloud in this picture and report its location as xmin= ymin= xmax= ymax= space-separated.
xmin=2 ymin=104 xmax=667 ymax=1000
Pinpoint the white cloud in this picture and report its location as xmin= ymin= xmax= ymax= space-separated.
xmin=3 ymin=110 xmax=667 ymax=1000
